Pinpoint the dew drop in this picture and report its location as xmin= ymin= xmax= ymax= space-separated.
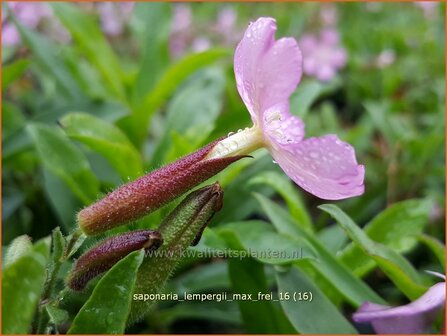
xmin=227 ymin=131 xmax=235 ymax=136
xmin=272 ymin=160 xmax=277 ymax=164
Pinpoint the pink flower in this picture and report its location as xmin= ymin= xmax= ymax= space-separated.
xmin=2 ymin=2 xmax=52 ymax=46
xmin=192 ymin=37 xmax=211 ymax=53
xmin=375 ymin=49 xmax=396 ymax=69
xmin=206 ymin=17 xmax=364 ymax=200
xmin=217 ymin=7 xmax=237 ymax=35
xmin=353 ymin=272 xmax=445 ymax=334
xmin=169 ymin=4 xmax=193 ymax=58
xmin=415 ymin=1 xmax=438 ymax=19
xmin=299 ymin=28 xmax=347 ymax=82
xmin=320 ymin=4 xmax=338 ymax=27
xmin=97 ymin=2 xmax=135 ymax=37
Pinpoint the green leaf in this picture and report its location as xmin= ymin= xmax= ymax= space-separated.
xmin=255 ymin=194 xmax=385 ymax=306
xmin=2 ymin=59 xmax=30 ymax=90
xmin=132 ymin=49 xmax=230 ymax=144
xmin=59 ymin=112 xmax=143 ymax=179
xmin=418 ymin=234 xmax=445 ymax=270
xmin=43 ymin=169 xmax=82 ymax=232
xmin=276 ymin=267 xmax=357 ymax=334
xmin=248 ymin=171 xmax=313 ymax=233
xmin=217 ymin=220 xmax=316 ymax=265
xmin=289 ymin=80 xmax=324 ymax=118
xmin=167 ymin=261 xmax=230 ymax=295
xmin=317 ymin=225 xmax=348 ymax=253
xmin=339 ymin=199 xmax=431 ymax=277
xmin=8 ymin=9 xmax=82 ymax=100
xmin=152 ymin=68 xmax=225 ymax=164
xmin=27 ymin=123 xmax=100 ymax=204
xmin=2 ymin=240 xmax=50 ymax=334
xmin=50 ymin=2 xmax=125 ymax=99
xmin=46 ymin=305 xmax=69 ymax=326
xmin=4 ymin=234 xmax=32 ymax=268
xmin=156 ymin=301 xmax=241 ymax=326
xmin=229 ymin=258 xmax=296 ymax=333
xmin=51 ymin=227 xmax=65 ymax=265
xmin=320 ymin=204 xmax=428 ymax=300
xmin=2 ymin=102 xmax=25 ymax=141
xmin=131 ymin=2 xmax=171 ymax=106
xmin=68 ymin=250 xmax=144 ymax=334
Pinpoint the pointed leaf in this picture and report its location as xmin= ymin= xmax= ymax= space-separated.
xmin=339 ymin=199 xmax=431 ymax=277
xmin=320 ymin=204 xmax=428 ymax=300
xmin=68 ymin=250 xmax=144 ymax=334
xmin=229 ymin=258 xmax=296 ymax=333
xmin=255 ymin=194 xmax=385 ymax=306
xmin=50 ymin=2 xmax=124 ymax=99
xmin=248 ymin=171 xmax=313 ymax=233
xmin=27 ymin=123 xmax=100 ymax=204
xmin=276 ymin=267 xmax=357 ymax=334
xmin=60 ymin=112 xmax=143 ymax=179
xmin=8 ymin=9 xmax=82 ymax=100
xmin=2 ymin=240 xmax=50 ymax=334
xmin=2 ymin=59 xmax=30 ymax=90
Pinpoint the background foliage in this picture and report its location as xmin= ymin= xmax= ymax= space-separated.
xmin=2 ymin=2 xmax=445 ymax=334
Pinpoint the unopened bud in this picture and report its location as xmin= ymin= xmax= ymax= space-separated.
xmin=67 ymin=230 xmax=162 ymax=291
xmin=128 ymin=183 xmax=224 ymax=324
xmin=78 ymin=138 xmax=246 ymax=235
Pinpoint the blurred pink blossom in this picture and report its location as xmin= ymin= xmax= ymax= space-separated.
xmin=414 ymin=1 xmax=438 ymax=19
xmin=375 ymin=49 xmax=396 ymax=68
xmin=217 ymin=7 xmax=237 ymax=34
xmin=320 ymin=4 xmax=338 ymax=26
xmin=169 ymin=4 xmax=193 ymax=58
xmin=97 ymin=2 xmax=135 ymax=37
xmin=353 ymin=272 xmax=445 ymax=334
xmin=299 ymin=28 xmax=347 ymax=82
xmin=2 ymin=2 xmax=52 ymax=46
xmin=192 ymin=37 xmax=211 ymax=53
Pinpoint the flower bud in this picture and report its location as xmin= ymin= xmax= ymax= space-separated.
xmin=78 ymin=138 xmax=246 ymax=235
xmin=67 ymin=230 xmax=162 ymax=291
xmin=128 ymin=183 xmax=224 ymax=324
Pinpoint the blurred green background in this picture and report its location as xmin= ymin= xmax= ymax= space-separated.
xmin=2 ymin=2 xmax=445 ymax=334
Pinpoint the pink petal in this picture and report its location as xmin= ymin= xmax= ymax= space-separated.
xmin=234 ymin=17 xmax=302 ymax=124
xmin=353 ymin=282 xmax=445 ymax=334
xmin=2 ymin=24 xmax=21 ymax=46
xmin=316 ymin=64 xmax=336 ymax=82
xmin=270 ymin=134 xmax=365 ymax=200
xmin=331 ymin=47 xmax=347 ymax=68
xmin=303 ymin=57 xmax=319 ymax=76
xmin=320 ymin=28 xmax=340 ymax=46
xmin=299 ymin=34 xmax=318 ymax=54
xmin=262 ymin=101 xmax=305 ymax=147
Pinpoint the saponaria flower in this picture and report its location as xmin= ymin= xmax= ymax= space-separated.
xmin=352 ymin=272 xmax=445 ymax=334
xmin=206 ymin=17 xmax=364 ymax=200
xmin=299 ymin=28 xmax=347 ymax=82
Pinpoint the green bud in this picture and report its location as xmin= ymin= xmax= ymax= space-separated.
xmin=128 ymin=183 xmax=224 ymax=324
